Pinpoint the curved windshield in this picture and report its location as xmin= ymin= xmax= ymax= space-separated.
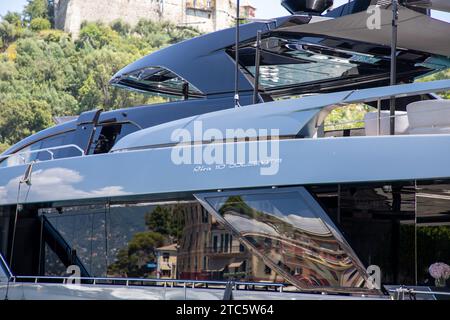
xmin=0 ymin=131 xmax=74 ymax=168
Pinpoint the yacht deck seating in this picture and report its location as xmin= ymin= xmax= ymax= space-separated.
xmin=364 ymin=111 xmax=409 ymax=136
xmin=407 ymin=100 xmax=450 ymax=135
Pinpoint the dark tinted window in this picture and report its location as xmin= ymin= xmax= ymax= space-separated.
xmin=90 ymin=122 xmax=140 ymax=155
xmin=311 ymin=181 xmax=450 ymax=291
xmin=416 ymin=181 xmax=450 ymax=288
xmin=0 ymin=131 xmax=75 ymax=168
xmin=311 ymin=183 xmax=416 ymax=286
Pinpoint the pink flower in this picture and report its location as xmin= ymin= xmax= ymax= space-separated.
xmin=429 ymin=262 xmax=450 ymax=280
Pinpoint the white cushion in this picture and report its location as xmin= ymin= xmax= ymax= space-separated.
xmin=364 ymin=111 xmax=409 ymax=136
xmin=409 ymin=126 xmax=450 ymax=135
xmin=407 ymin=100 xmax=450 ymax=129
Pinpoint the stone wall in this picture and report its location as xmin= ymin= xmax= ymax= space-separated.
xmin=54 ymin=0 xmax=237 ymax=38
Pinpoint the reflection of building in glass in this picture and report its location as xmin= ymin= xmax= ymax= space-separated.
xmin=156 ymin=244 xmax=178 ymax=279
xmin=176 ymin=203 xmax=281 ymax=282
xmin=205 ymin=192 xmax=367 ymax=290
xmin=33 ymin=183 xmax=450 ymax=293
xmin=240 ymin=1 xmax=257 ymax=18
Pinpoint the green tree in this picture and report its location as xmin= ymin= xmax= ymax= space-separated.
xmin=76 ymin=22 xmax=118 ymax=49
xmin=111 ymin=20 xmax=131 ymax=37
xmin=145 ymin=206 xmax=172 ymax=235
xmin=0 ymin=99 xmax=53 ymax=145
xmin=0 ymin=143 xmax=10 ymax=153
xmin=24 ymin=0 xmax=49 ymax=22
xmin=107 ymin=231 xmax=165 ymax=277
xmin=145 ymin=205 xmax=183 ymax=239
xmin=3 ymin=12 xmax=22 ymax=27
xmin=30 ymin=17 xmax=51 ymax=31
xmin=0 ymin=20 xmax=24 ymax=50
xmin=0 ymin=12 xmax=203 ymax=150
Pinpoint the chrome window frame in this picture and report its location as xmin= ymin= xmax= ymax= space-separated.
xmin=195 ymin=186 xmax=381 ymax=295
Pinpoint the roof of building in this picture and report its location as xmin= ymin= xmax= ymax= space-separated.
xmin=240 ymin=1 xmax=256 ymax=9
xmin=156 ymin=243 xmax=178 ymax=252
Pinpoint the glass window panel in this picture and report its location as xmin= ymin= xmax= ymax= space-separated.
xmin=43 ymin=242 xmax=67 ymax=276
xmin=416 ymin=181 xmax=450 ymax=290
xmin=0 ymin=131 xmax=75 ymax=168
xmin=236 ymin=36 xmax=435 ymax=96
xmin=119 ymin=67 xmax=203 ymax=97
xmin=200 ymin=188 xmax=369 ymax=292
xmin=335 ymin=183 xmax=416 ymax=286
xmin=107 ymin=203 xmax=156 ymax=278
xmin=42 ymin=205 xmax=107 ymax=277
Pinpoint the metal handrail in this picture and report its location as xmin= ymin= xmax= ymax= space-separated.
xmin=0 ymin=253 xmax=13 ymax=279
xmin=389 ymin=287 xmax=450 ymax=299
xmin=325 ymin=101 xmax=450 ymax=131
xmin=0 ymin=144 xmax=85 ymax=166
xmin=12 ymin=275 xmax=285 ymax=291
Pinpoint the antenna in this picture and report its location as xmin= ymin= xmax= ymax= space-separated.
xmin=390 ymin=0 xmax=398 ymax=135
xmin=234 ymin=0 xmax=241 ymax=108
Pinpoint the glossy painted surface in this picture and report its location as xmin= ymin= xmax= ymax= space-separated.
xmin=3 ymin=134 xmax=450 ymax=205
xmin=112 ymin=80 xmax=450 ymax=151
xmin=110 ymin=20 xmax=279 ymax=96
xmin=0 ymin=282 xmax=385 ymax=300
xmin=1 ymin=95 xmax=255 ymax=157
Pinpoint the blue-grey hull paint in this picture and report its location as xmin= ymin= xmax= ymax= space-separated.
xmin=2 ymin=134 xmax=450 ymax=205
xmin=112 ymin=80 xmax=450 ymax=151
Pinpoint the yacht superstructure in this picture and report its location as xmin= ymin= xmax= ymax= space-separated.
xmin=1 ymin=0 xmax=450 ymax=300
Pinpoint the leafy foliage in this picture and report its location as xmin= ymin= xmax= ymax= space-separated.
xmin=325 ymin=104 xmax=374 ymax=131
xmin=324 ymin=68 xmax=450 ymax=131
xmin=30 ymin=17 xmax=51 ymax=32
xmin=419 ymin=68 xmax=450 ymax=99
xmin=107 ymin=231 xmax=165 ymax=277
xmin=0 ymin=0 xmax=202 ymax=152
xmin=23 ymin=0 xmax=49 ymax=22
xmin=108 ymin=205 xmax=184 ymax=277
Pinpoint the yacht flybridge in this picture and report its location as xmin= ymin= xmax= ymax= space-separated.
xmin=1 ymin=0 xmax=450 ymax=300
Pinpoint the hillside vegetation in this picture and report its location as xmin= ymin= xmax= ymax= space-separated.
xmin=1 ymin=0 xmax=449 ymax=153
xmin=0 ymin=0 xmax=201 ymax=152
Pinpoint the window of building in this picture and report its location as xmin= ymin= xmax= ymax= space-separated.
xmin=163 ymin=252 xmax=170 ymax=263
xmin=213 ymin=235 xmax=218 ymax=253
xmin=224 ymin=234 xmax=229 ymax=253
xmin=264 ymin=265 xmax=272 ymax=275
xmin=203 ymin=256 xmax=207 ymax=270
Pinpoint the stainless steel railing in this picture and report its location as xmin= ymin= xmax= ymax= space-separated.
xmin=0 ymin=144 xmax=85 ymax=167
xmin=0 ymin=252 xmax=13 ymax=279
xmin=389 ymin=287 xmax=450 ymax=300
xmin=12 ymin=275 xmax=286 ymax=292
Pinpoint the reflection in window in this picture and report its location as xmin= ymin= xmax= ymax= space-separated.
xmin=311 ymin=183 xmax=416 ymax=287
xmin=338 ymin=184 xmax=416 ymax=286
xmin=114 ymin=67 xmax=204 ymax=98
xmin=416 ymin=181 xmax=450 ymax=288
xmin=90 ymin=122 xmax=140 ymax=155
xmin=0 ymin=131 xmax=74 ymax=168
xmin=43 ymin=205 xmax=107 ymax=277
xmin=36 ymin=182 xmax=450 ymax=293
xmin=41 ymin=201 xmax=285 ymax=284
xmin=200 ymin=189 xmax=368 ymax=291
xmin=43 ymin=243 xmax=66 ymax=276
xmin=236 ymin=38 xmax=385 ymax=93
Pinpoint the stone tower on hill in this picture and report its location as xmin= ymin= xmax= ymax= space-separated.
xmin=53 ymin=0 xmax=257 ymax=38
